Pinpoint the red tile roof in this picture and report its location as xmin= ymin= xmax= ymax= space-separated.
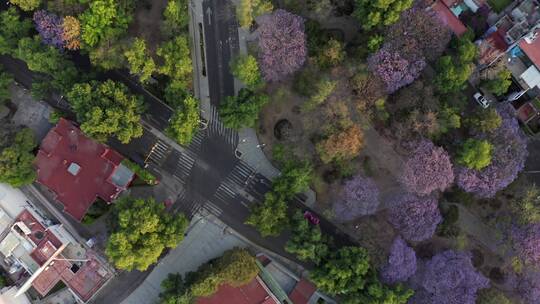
xmin=196 ymin=277 xmax=278 ymax=304
xmin=35 ymin=119 xmax=132 ymax=221
xmin=520 ymin=37 xmax=540 ymax=69
xmin=288 ymin=279 xmax=317 ymax=304
xmin=432 ymin=0 xmax=468 ymax=36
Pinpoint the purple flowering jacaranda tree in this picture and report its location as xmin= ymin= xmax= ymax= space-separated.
xmin=512 ymin=223 xmax=540 ymax=266
xmin=380 ymin=236 xmax=417 ymax=284
xmin=334 ymin=174 xmax=380 ymax=221
xmin=257 ymin=9 xmax=307 ymax=82
xmin=410 ymin=250 xmax=489 ymax=304
xmin=388 ymin=193 xmax=442 ymax=242
xmin=456 ymin=105 xmax=527 ymax=198
xmin=367 ymin=46 xmax=426 ymax=93
xmin=33 ymin=10 xmax=64 ymax=48
xmin=398 ymin=139 xmax=454 ymax=196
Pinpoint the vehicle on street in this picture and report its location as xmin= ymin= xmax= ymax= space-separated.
xmin=474 ymin=92 xmax=490 ymax=108
xmin=304 ymin=211 xmax=320 ymax=225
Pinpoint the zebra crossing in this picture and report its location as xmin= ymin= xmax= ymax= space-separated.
xmin=212 ymin=161 xmax=258 ymax=205
xmin=208 ymin=105 xmax=238 ymax=150
xmin=144 ymin=139 xmax=172 ymax=166
xmin=163 ymin=150 xmax=197 ymax=184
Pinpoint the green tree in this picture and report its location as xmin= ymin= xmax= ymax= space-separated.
xmin=160 ymin=273 xmax=193 ymax=304
xmin=273 ymin=160 xmax=313 ymax=198
xmin=303 ymin=78 xmax=337 ymax=111
xmin=247 ymin=160 xmax=312 ymax=237
xmin=315 ymin=38 xmax=345 ymax=70
xmin=105 ymin=196 xmax=189 ymax=271
xmin=434 ymin=56 xmax=474 ymax=94
xmin=437 ymin=105 xmax=461 ymax=135
xmin=511 ymin=184 xmax=540 ymax=226
xmin=483 ymin=69 xmax=512 ymax=96
xmin=246 ymin=192 xmax=288 ymax=237
xmin=219 ymin=88 xmax=268 ymax=129
xmin=189 ymin=248 xmax=259 ymax=297
xmin=0 ymin=7 xmax=32 ymax=55
xmin=80 ymin=0 xmax=131 ymax=48
xmin=230 ymin=55 xmax=262 ymax=89
xmin=15 ymin=36 xmax=80 ymax=94
xmin=456 ymin=139 xmax=493 ymax=171
xmin=0 ymin=67 xmax=13 ymax=103
xmin=67 ymin=80 xmax=145 ymax=144
xmin=476 ymin=288 xmax=512 ymax=304
xmin=342 ymin=275 xmax=414 ymax=304
xmin=124 ymin=38 xmax=156 ymax=83
xmin=9 ymin=0 xmax=40 ymax=11
xmin=466 ymin=108 xmax=502 ymax=133
xmin=166 ymin=95 xmax=199 ymax=145
xmin=456 ymin=37 xmax=477 ymax=64
xmin=310 ymin=246 xmax=371 ymax=295
xmin=157 ymin=35 xmax=193 ymax=89
xmin=0 ymin=128 xmax=37 ymax=187
xmin=161 ymin=0 xmax=189 ymax=38
xmin=352 ymin=0 xmax=413 ymax=30
xmin=236 ymin=0 xmax=273 ymax=29
xmin=285 ymin=210 xmax=330 ymax=264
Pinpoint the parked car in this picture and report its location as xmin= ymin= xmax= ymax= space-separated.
xmin=304 ymin=211 xmax=320 ymax=225
xmin=474 ymin=92 xmax=490 ymax=108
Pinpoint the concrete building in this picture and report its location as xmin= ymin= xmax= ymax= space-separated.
xmin=0 ymin=184 xmax=112 ymax=303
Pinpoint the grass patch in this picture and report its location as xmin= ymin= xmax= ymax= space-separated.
xmin=488 ymin=0 xmax=512 ymax=13
xmin=122 ymin=159 xmax=158 ymax=185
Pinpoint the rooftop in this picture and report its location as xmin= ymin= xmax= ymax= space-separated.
xmin=196 ymin=276 xmax=278 ymax=304
xmin=35 ymin=119 xmax=134 ymax=221
xmin=431 ymin=0 xmax=468 ymax=37
xmin=0 ymin=209 xmax=112 ymax=303
xmin=520 ymin=35 xmax=540 ymax=68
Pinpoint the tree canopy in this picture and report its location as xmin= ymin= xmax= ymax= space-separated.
xmin=236 ymin=0 xmax=273 ymax=29
xmin=67 ymin=80 xmax=145 ymax=144
xmin=456 ymin=139 xmax=493 ymax=171
xmin=105 ymin=196 xmax=189 ymax=271
xmin=9 ymin=0 xmax=41 ymax=11
xmin=157 ymin=35 xmax=193 ymax=89
xmin=398 ymin=140 xmax=454 ymax=196
xmin=316 ymin=125 xmax=364 ymax=164
xmin=0 ymin=128 xmax=37 ymax=187
xmin=310 ymin=246 xmax=371 ymax=295
xmin=258 ymin=9 xmax=307 ymax=81
xmin=388 ymin=194 xmax=442 ymax=242
xmin=352 ymin=0 xmax=414 ymax=30
xmin=334 ymin=174 xmax=380 ymax=221
xmin=166 ymin=95 xmax=199 ymax=145
xmin=0 ymin=7 xmax=32 ymax=55
xmin=230 ymin=55 xmax=263 ymax=89
xmin=246 ymin=159 xmax=312 ymax=236
xmin=483 ymin=69 xmax=512 ymax=96
xmin=124 ymin=38 xmax=156 ymax=83
xmin=219 ymin=88 xmax=268 ymax=129
xmin=0 ymin=67 xmax=14 ymax=103
xmin=285 ymin=210 xmax=330 ymax=264
xmin=161 ymin=0 xmax=189 ymax=38
xmin=380 ymin=237 xmax=417 ymax=284
xmin=159 ymin=248 xmax=259 ymax=303
xmin=80 ymin=0 xmax=131 ymax=48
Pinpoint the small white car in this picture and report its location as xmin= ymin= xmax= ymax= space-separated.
xmin=473 ymin=92 xmax=490 ymax=108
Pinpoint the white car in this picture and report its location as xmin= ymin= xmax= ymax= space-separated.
xmin=473 ymin=92 xmax=490 ymax=108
